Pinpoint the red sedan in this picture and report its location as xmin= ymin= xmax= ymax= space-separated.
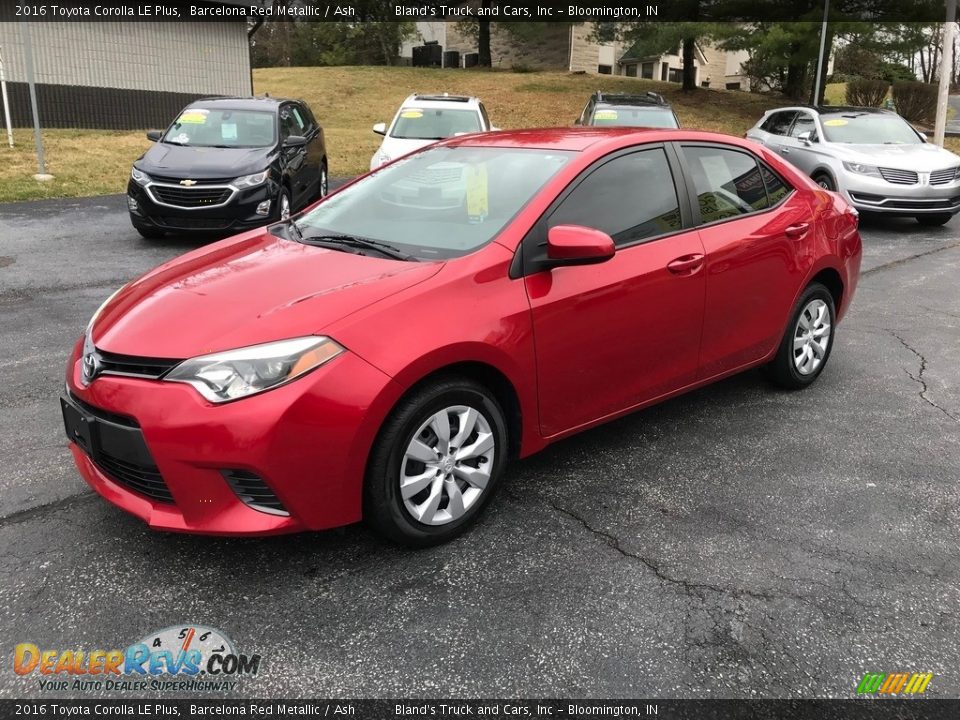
xmin=62 ymin=128 xmax=862 ymax=546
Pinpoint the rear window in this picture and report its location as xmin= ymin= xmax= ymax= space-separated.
xmin=390 ymin=108 xmax=482 ymax=140
xmin=591 ymin=106 xmax=679 ymax=128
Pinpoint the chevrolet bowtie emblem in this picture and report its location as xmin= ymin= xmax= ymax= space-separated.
xmin=180 ymin=179 xmax=197 ymax=186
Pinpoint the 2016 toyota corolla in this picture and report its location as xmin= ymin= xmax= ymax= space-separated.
xmin=62 ymin=128 xmax=862 ymax=546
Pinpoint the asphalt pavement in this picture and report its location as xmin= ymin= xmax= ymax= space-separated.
xmin=0 ymin=193 xmax=958 ymax=699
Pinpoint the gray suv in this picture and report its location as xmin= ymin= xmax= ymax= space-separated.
xmin=746 ymin=106 xmax=960 ymax=226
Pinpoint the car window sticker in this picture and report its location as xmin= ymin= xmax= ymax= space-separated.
xmin=466 ymin=163 xmax=489 ymax=224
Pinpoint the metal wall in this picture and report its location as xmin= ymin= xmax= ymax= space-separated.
xmin=0 ymin=20 xmax=251 ymax=128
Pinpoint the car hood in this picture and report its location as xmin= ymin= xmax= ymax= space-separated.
xmin=92 ymin=231 xmax=443 ymax=359
xmin=380 ymin=136 xmax=437 ymax=161
xmin=828 ymin=143 xmax=960 ymax=170
xmin=137 ymin=143 xmax=275 ymax=179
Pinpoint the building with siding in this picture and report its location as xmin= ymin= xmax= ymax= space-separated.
xmin=0 ymin=1 xmax=255 ymax=129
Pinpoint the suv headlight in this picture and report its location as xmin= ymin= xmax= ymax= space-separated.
xmin=233 ymin=169 xmax=270 ymax=189
xmin=165 ymin=336 xmax=344 ymax=403
xmin=842 ymin=161 xmax=881 ymax=178
xmin=130 ymin=167 xmax=152 ymax=185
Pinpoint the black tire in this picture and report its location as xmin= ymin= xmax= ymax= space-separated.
xmin=916 ymin=213 xmax=952 ymax=227
xmin=315 ymin=160 xmax=328 ymax=201
xmin=132 ymin=221 xmax=165 ymax=239
xmin=275 ymin=187 xmax=292 ymax=221
xmin=812 ymin=172 xmax=836 ymax=191
xmin=765 ymin=282 xmax=837 ymax=390
xmin=364 ymin=376 xmax=509 ymax=547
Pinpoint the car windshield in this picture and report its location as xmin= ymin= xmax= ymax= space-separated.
xmin=390 ymin=108 xmax=482 ymax=140
xmin=162 ymin=108 xmax=276 ymax=148
xmin=820 ymin=112 xmax=922 ymax=144
xmin=592 ymin=106 xmax=678 ymax=128
xmin=295 ymin=146 xmax=573 ymax=260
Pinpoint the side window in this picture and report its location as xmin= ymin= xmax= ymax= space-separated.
xmin=760 ymin=111 xmax=797 ymax=136
xmin=293 ymin=104 xmax=313 ymax=133
xmin=789 ymin=113 xmax=817 ymax=140
xmin=280 ymin=106 xmax=305 ymax=139
xmin=759 ymin=164 xmax=792 ymax=206
xmin=549 ymin=148 xmax=682 ymax=247
xmin=682 ymin=146 xmax=770 ymax=223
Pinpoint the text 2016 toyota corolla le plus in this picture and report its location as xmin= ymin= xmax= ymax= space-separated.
xmin=62 ymin=128 xmax=862 ymax=546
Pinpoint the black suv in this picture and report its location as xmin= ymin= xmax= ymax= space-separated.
xmin=575 ymin=91 xmax=680 ymax=129
xmin=127 ymin=96 xmax=328 ymax=238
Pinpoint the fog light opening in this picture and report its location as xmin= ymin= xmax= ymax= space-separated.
xmin=255 ymin=200 xmax=271 ymax=216
xmin=127 ymin=196 xmax=141 ymax=214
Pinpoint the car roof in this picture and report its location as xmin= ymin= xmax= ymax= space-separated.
xmin=441 ymin=127 xmax=750 ymax=153
xmin=593 ymin=91 xmax=670 ymax=107
xmin=186 ymin=96 xmax=293 ymax=111
xmin=764 ymin=105 xmax=893 ymax=116
xmin=401 ymin=93 xmax=481 ymax=109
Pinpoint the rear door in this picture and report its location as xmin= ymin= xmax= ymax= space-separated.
xmin=523 ymin=146 xmax=706 ymax=436
xmin=279 ymin=103 xmax=313 ymax=207
xmin=677 ymin=143 xmax=812 ymax=378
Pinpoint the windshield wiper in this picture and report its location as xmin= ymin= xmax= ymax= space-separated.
xmin=299 ymin=232 xmax=418 ymax=262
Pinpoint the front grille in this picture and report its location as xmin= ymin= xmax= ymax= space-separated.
xmin=151 ymin=185 xmax=232 ymax=208
xmin=222 ymin=469 xmax=289 ymax=516
xmin=930 ymin=167 xmax=959 ymax=185
xmin=96 ymin=349 xmax=181 ymax=379
xmin=66 ymin=391 xmax=174 ymax=504
xmin=150 ymin=174 xmax=233 ymax=186
xmin=407 ymin=166 xmax=463 ymax=185
xmin=850 ymin=192 xmax=960 ymax=210
xmin=878 ymin=167 xmax=918 ymax=185
xmin=94 ymin=453 xmax=174 ymax=503
xmin=156 ymin=216 xmax=232 ymax=230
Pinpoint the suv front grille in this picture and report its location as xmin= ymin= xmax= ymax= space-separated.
xmin=878 ymin=167 xmax=918 ymax=185
xmin=930 ymin=167 xmax=959 ymax=185
xmin=222 ymin=469 xmax=289 ymax=516
xmin=151 ymin=185 xmax=232 ymax=208
xmin=150 ymin=174 xmax=234 ymax=186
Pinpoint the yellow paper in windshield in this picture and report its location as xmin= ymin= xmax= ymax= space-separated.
xmin=823 ymin=119 xmax=848 ymax=127
xmin=178 ymin=110 xmax=208 ymax=124
xmin=466 ymin=163 xmax=489 ymax=224
xmin=594 ymin=110 xmax=618 ymax=120
xmin=400 ymin=110 xmax=423 ymax=119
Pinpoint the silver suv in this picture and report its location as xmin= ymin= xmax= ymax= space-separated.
xmin=746 ymin=106 xmax=960 ymax=226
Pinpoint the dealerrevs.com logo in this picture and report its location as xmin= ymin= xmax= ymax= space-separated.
xmin=13 ymin=625 xmax=261 ymax=693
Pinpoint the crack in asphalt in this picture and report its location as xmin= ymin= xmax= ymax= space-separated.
xmin=0 ymin=492 xmax=96 ymax=530
xmin=887 ymin=330 xmax=959 ymax=424
xmin=861 ymin=239 xmax=960 ymax=277
xmin=548 ymin=501 xmax=778 ymax=603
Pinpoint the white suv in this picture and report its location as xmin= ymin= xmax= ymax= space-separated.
xmin=370 ymin=93 xmax=496 ymax=170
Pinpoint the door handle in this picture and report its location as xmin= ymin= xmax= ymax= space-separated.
xmin=780 ymin=146 xmax=791 ymax=154
xmin=667 ymin=253 xmax=704 ymax=276
xmin=785 ymin=222 xmax=810 ymax=239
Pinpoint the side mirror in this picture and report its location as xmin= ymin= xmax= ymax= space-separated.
xmin=283 ymin=135 xmax=307 ymax=148
xmin=797 ymin=130 xmax=815 ymax=145
xmin=373 ymin=122 xmax=387 ymax=136
xmin=547 ymin=225 xmax=615 ymax=266
xmin=146 ymin=130 xmax=162 ymax=142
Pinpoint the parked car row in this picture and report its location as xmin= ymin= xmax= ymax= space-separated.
xmin=127 ymin=89 xmax=959 ymax=238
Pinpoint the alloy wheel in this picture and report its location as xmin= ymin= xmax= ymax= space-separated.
xmin=399 ymin=405 xmax=495 ymax=526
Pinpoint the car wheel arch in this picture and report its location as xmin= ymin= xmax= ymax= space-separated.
xmin=380 ymin=360 xmax=524 ymax=462
xmin=811 ymin=166 xmax=838 ymax=188
xmin=769 ymin=262 xmax=845 ymax=361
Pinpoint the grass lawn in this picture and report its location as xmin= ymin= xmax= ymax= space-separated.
xmin=1 ymin=66 xmax=959 ymax=202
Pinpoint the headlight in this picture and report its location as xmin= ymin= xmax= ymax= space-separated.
xmin=164 ymin=336 xmax=344 ymax=403
xmin=130 ymin=167 xmax=152 ymax=185
xmin=842 ymin=161 xmax=881 ymax=178
xmin=233 ymin=169 xmax=270 ymax=189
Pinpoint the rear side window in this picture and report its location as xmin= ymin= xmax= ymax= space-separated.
xmin=549 ymin=148 xmax=682 ymax=247
xmin=682 ymin=146 xmax=773 ymax=223
xmin=760 ymin=111 xmax=797 ymax=136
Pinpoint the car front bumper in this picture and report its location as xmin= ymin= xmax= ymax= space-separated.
xmin=63 ymin=339 xmax=400 ymax=536
xmin=839 ymin=172 xmax=960 ymax=215
xmin=127 ymin=179 xmax=279 ymax=234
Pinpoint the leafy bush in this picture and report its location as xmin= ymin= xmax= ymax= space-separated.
xmin=845 ymin=78 xmax=889 ymax=107
xmin=892 ymin=81 xmax=938 ymax=122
